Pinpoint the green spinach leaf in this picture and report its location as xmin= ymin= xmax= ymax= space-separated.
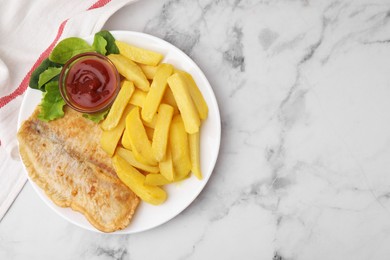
xmin=49 ymin=37 xmax=94 ymax=64
xmin=92 ymin=34 xmax=107 ymax=55
xmin=29 ymin=58 xmax=61 ymax=90
xmin=95 ymin=31 xmax=119 ymax=55
xmin=37 ymin=67 xmax=62 ymax=90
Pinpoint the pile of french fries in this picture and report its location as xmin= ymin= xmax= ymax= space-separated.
xmin=99 ymin=40 xmax=208 ymax=205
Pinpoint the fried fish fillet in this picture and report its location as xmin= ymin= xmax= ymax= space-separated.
xmin=17 ymin=106 xmax=140 ymax=233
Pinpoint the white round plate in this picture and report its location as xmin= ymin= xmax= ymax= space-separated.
xmin=17 ymin=31 xmax=221 ymax=234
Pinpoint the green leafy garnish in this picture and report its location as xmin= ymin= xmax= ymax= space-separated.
xmin=29 ymin=58 xmax=61 ymax=90
xmin=92 ymin=34 xmax=107 ymax=55
xmin=82 ymin=110 xmax=109 ymax=123
xmin=30 ymin=30 xmax=119 ymax=122
xmin=95 ymin=30 xmax=119 ymax=55
xmin=37 ymin=67 xmax=62 ymax=90
xmin=38 ymin=81 xmax=66 ymax=121
xmin=49 ymin=37 xmax=94 ymax=64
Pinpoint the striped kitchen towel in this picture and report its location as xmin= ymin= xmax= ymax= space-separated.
xmin=0 ymin=0 xmax=138 ymax=221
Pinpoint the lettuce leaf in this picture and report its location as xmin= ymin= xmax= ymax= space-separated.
xmin=83 ymin=109 xmax=109 ymax=123
xmin=38 ymin=81 xmax=66 ymax=121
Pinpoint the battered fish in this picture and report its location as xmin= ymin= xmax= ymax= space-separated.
xmin=17 ymin=106 xmax=140 ymax=233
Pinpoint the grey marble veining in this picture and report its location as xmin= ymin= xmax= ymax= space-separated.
xmin=2 ymin=0 xmax=390 ymax=259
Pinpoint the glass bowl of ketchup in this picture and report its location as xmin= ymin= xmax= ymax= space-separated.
xmin=59 ymin=52 xmax=120 ymax=114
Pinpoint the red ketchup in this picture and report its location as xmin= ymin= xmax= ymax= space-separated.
xmin=65 ymin=55 xmax=118 ymax=111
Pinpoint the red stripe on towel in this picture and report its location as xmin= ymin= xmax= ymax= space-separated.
xmin=88 ymin=0 xmax=111 ymax=10
xmin=0 ymin=20 xmax=68 ymax=109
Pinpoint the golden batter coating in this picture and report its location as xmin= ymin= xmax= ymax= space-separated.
xmin=17 ymin=107 xmax=139 ymax=233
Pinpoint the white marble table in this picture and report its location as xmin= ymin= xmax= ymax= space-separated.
xmin=2 ymin=0 xmax=390 ymax=259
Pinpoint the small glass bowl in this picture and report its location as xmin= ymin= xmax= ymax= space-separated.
xmin=59 ymin=52 xmax=120 ymax=114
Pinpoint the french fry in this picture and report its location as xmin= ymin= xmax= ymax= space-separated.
xmin=123 ymin=132 xmax=153 ymax=166
xmin=97 ymin=49 xmax=208 ymax=207
xmin=139 ymin=64 xmax=158 ymax=80
xmin=169 ymin=115 xmax=191 ymax=180
xmin=116 ymin=147 xmax=159 ymax=173
xmin=115 ymin=40 xmax=163 ymax=66
xmin=121 ymin=127 xmax=132 ymax=150
xmin=125 ymin=106 xmax=157 ymax=166
xmin=167 ymin=73 xmax=200 ymax=134
xmin=112 ymin=155 xmax=167 ymax=205
xmin=178 ymin=70 xmax=208 ymax=120
xmin=145 ymin=173 xmax=171 ymax=186
xmin=101 ymin=80 xmax=134 ymax=131
xmin=142 ymin=63 xmax=173 ymax=122
xmin=159 ymin=146 xmax=175 ymax=181
xmin=142 ymin=115 xmax=157 ymax=129
xmin=129 ymin=88 xmax=147 ymax=108
xmin=152 ymin=104 xmax=174 ymax=161
xmin=100 ymin=104 xmax=134 ymax=156
xmin=189 ymin=132 xmax=202 ymax=179
xmin=145 ymin=126 xmax=154 ymax=141
xmin=162 ymin=87 xmax=180 ymax=115
xmin=108 ymin=54 xmax=150 ymax=91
